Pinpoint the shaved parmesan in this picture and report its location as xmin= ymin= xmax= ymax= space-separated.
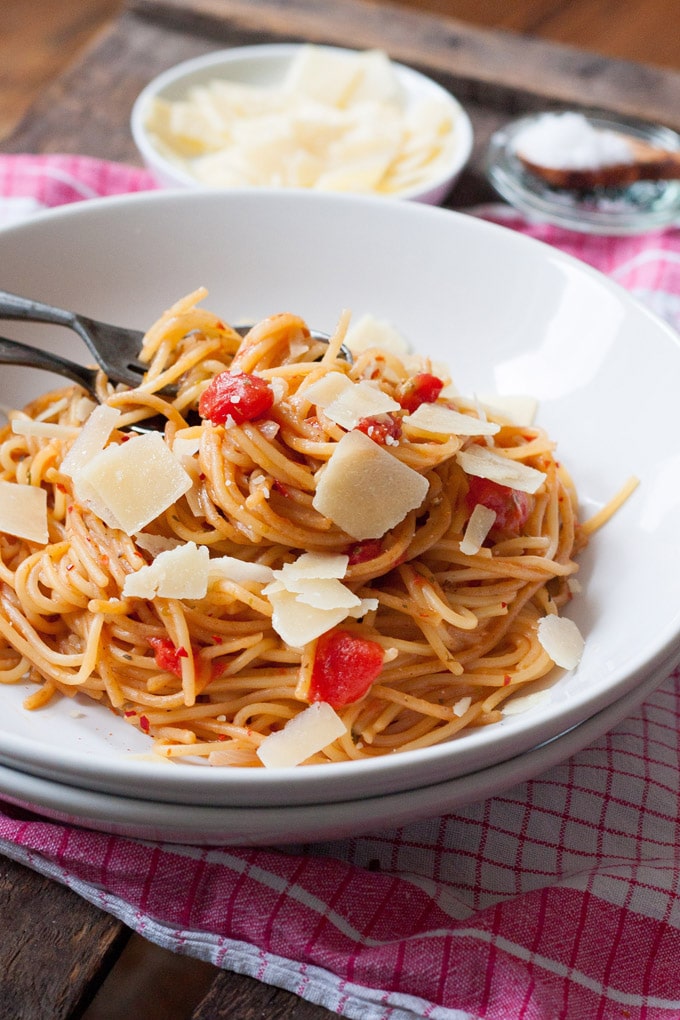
xmin=477 ymin=394 xmax=538 ymax=426
xmin=404 ymin=403 xmax=500 ymax=439
xmin=344 ymin=314 xmax=410 ymax=355
xmin=537 ymin=614 xmax=585 ymax=670
xmin=277 ymin=551 xmax=348 ymax=583
xmin=453 ymin=696 xmax=472 ymax=717
xmin=456 ymin=444 xmax=546 ymax=494
xmin=60 ymin=404 xmax=121 ymax=478
xmin=265 ymin=585 xmax=352 ymax=647
xmin=134 ymin=533 xmax=183 ymax=556
xmin=74 ymin=431 xmax=192 ymax=535
xmin=256 ymin=701 xmax=347 ymax=768
xmin=303 ymin=372 xmax=352 ymax=408
xmin=460 ymin=504 xmax=496 ymax=555
xmin=323 ymin=379 xmax=400 ymax=430
xmin=502 ymin=690 xmax=550 ymax=716
xmin=313 ymin=429 xmax=428 ymax=539
xmin=0 ymin=480 xmax=48 ymax=544
xmin=208 ymin=556 xmax=275 ymax=585
xmin=263 ymin=550 xmax=376 ymax=646
xmin=123 ymin=541 xmax=210 ymax=600
xmin=11 ymin=419 xmax=79 ymax=441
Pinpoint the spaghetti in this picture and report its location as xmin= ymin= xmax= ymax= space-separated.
xmin=0 ymin=290 xmax=591 ymax=766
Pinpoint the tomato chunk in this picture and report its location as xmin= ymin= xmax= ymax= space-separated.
xmin=199 ymin=370 xmax=274 ymax=425
xmin=355 ymin=414 xmax=402 ymax=446
xmin=148 ymin=636 xmax=189 ymax=678
xmin=309 ymin=629 xmax=384 ymax=708
xmin=398 ymin=373 xmax=444 ymax=413
xmin=465 ymin=475 xmax=533 ymax=535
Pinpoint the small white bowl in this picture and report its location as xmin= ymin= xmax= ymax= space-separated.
xmin=131 ymin=44 xmax=474 ymax=205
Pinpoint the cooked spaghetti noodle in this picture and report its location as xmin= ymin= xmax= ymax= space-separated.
xmin=0 ymin=290 xmax=592 ymax=766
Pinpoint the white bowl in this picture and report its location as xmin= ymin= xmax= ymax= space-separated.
xmin=0 ymin=190 xmax=678 ymax=824
xmin=130 ymin=44 xmax=474 ymax=205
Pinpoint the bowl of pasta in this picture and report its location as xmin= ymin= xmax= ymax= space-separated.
xmin=130 ymin=43 xmax=473 ymax=204
xmin=0 ymin=188 xmax=678 ymax=843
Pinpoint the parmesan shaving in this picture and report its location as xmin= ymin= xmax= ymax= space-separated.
xmin=123 ymin=541 xmax=210 ymax=600
xmin=456 ymin=444 xmax=546 ymax=494
xmin=208 ymin=556 xmax=275 ymax=586
xmin=312 ymin=429 xmax=428 ymax=539
xmin=263 ymin=550 xmax=376 ymax=646
xmin=404 ymin=403 xmax=500 ymax=439
xmin=537 ymin=614 xmax=585 ymax=670
xmin=60 ymin=404 xmax=121 ymax=478
xmin=256 ymin=701 xmax=347 ymax=768
xmin=74 ymin=431 xmax=193 ymax=535
xmin=344 ymin=314 xmax=410 ymax=355
xmin=460 ymin=504 xmax=496 ymax=555
xmin=0 ymin=479 xmax=48 ymax=544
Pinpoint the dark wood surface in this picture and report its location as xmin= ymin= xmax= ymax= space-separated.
xmin=2 ymin=1 xmax=680 ymax=1017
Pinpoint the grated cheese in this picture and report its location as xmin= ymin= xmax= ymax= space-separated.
xmin=256 ymin=701 xmax=347 ymax=768
xmin=313 ymin=429 xmax=429 ymax=539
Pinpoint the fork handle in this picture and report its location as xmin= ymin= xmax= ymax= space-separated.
xmin=0 ymin=290 xmax=76 ymax=329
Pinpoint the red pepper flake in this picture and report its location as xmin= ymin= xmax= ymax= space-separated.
xmin=124 ymin=710 xmax=137 ymax=718
xmin=217 ymin=733 xmax=227 ymax=741
xmin=56 ymin=482 xmax=67 ymax=493
xmin=198 ymin=370 xmax=274 ymax=425
xmin=212 ymin=635 xmax=223 ymax=644
xmin=148 ymin=636 xmax=190 ymax=678
xmin=139 ymin=715 xmax=150 ymax=733
xmin=503 ymin=675 xmax=512 ymax=686
xmin=272 ymin=480 xmax=291 ymax=498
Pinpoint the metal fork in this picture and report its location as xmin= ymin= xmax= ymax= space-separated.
xmin=0 ymin=290 xmax=347 ymax=395
xmin=0 ymin=289 xmax=147 ymax=389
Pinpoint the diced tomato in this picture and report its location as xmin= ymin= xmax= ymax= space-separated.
xmin=148 ymin=636 xmax=189 ymax=678
xmin=397 ymin=373 xmax=444 ymax=413
xmin=198 ymin=370 xmax=274 ymax=425
xmin=347 ymin=538 xmax=383 ymax=565
xmin=465 ymin=475 xmax=533 ymax=535
xmin=355 ymin=414 xmax=402 ymax=446
xmin=309 ymin=629 xmax=384 ymax=708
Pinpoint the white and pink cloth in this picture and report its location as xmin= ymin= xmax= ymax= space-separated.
xmin=1 ymin=153 xmax=680 ymax=1020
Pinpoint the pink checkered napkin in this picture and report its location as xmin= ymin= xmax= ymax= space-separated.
xmin=1 ymin=154 xmax=680 ymax=1020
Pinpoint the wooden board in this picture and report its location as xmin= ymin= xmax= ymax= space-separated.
xmin=4 ymin=0 xmax=680 ymax=210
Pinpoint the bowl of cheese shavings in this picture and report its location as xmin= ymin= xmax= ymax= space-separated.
xmin=131 ymin=43 xmax=473 ymax=204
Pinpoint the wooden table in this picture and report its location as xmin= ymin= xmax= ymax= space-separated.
xmin=2 ymin=1 xmax=680 ymax=1016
